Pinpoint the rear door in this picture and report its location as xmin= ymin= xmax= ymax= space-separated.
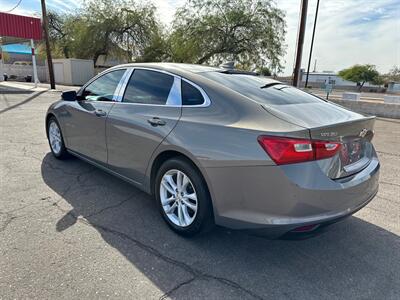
xmin=106 ymin=68 xmax=182 ymax=184
xmin=63 ymin=69 xmax=127 ymax=164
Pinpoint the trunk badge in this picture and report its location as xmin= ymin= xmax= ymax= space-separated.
xmin=320 ymin=132 xmax=338 ymax=137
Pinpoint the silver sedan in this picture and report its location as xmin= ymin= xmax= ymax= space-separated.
xmin=46 ymin=63 xmax=379 ymax=237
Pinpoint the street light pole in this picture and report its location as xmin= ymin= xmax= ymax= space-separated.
xmin=305 ymin=0 xmax=320 ymax=88
xmin=292 ymin=0 xmax=308 ymax=87
xmin=30 ymin=39 xmax=39 ymax=88
xmin=40 ymin=0 xmax=55 ymax=89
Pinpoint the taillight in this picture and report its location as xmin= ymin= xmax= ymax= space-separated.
xmin=313 ymin=141 xmax=341 ymax=160
xmin=258 ymin=135 xmax=341 ymax=165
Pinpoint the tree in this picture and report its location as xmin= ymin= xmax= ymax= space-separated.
xmin=338 ymin=64 xmax=380 ymax=91
xmin=257 ymin=66 xmax=272 ymax=76
xmin=169 ymin=0 xmax=286 ymax=72
xmin=45 ymin=0 xmax=162 ymax=64
xmin=385 ymin=66 xmax=400 ymax=82
xmin=1 ymin=51 xmax=10 ymax=63
xmin=371 ymin=75 xmax=385 ymax=87
xmin=47 ymin=11 xmax=71 ymax=58
xmin=134 ymin=28 xmax=170 ymax=62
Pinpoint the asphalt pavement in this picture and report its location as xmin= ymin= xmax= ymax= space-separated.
xmin=1 ymin=86 xmax=399 ymax=299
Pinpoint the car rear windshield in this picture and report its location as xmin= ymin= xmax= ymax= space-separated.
xmin=200 ymin=72 xmax=323 ymax=105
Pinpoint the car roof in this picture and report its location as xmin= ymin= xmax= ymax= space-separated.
xmin=114 ymin=62 xmax=221 ymax=74
xmin=110 ymin=62 xmax=281 ymax=95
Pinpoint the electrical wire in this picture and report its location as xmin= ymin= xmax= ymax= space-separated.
xmin=2 ymin=0 xmax=23 ymax=13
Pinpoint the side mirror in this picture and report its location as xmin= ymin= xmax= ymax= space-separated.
xmin=61 ymin=90 xmax=77 ymax=101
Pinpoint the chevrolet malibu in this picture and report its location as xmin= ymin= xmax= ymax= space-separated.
xmin=46 ymin=63 xmax=379 ymax=237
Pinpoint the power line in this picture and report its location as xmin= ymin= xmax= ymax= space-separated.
xmin=2 ymin=0 xmax=23 ymax=13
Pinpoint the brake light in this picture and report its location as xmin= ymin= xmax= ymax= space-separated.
xmin=313 ymin=141 xmax=341 ymax=160
xmin=258 ymin=135 xmax=341 ymax=165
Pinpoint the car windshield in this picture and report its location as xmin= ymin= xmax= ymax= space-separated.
xmin=200 ymin=72 xmax=323 ymax=106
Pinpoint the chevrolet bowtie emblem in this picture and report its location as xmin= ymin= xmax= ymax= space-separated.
xmin=359 ymin=128 xmax=368 ymax=138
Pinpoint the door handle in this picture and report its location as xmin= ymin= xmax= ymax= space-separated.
xmin=94 ymin=109 xmax=107 ymax=117
xmin=147 ymin=117 xmax=166 ymax=126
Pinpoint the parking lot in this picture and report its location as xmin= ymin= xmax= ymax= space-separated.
xmin=1 ymin=87 xmax=399 ymax=299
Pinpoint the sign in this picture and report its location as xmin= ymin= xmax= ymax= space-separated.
xmin=0 ymin=12 xmax=42 ymax=40
xmin=324 ymin=77 xmax=335 ymax=99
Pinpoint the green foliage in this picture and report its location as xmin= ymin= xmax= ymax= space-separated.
xmin=338 ymin=64 xmax=380 ymax=90
xmin=257 ymin=66 xmax=272 ymax=76
xmin=47 ymin=11 xmax=71 ymax=58
xmin=1 ymin=51 xmax=10 ymax=62
xmin=371 ymin=75 xmax=385 ymax=86
xmin=170 ymin=0 xmax=286 ymax=72
xmin=46 ymin=0 xmax=161 ymax=64
xmin=135 ymin=29 xmax=170 ymax=62
xmin=43 ymin=0 xmax=286 ymax=70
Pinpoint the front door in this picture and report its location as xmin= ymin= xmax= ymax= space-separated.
xmin=63 ymin=69 xmax=126 ymax=164
xmin=106 ymin=68 xmax=182 ymax=184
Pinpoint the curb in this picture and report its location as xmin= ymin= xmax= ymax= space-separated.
xmin=330 ymin=99 xmax=400 ymax=119
xmin=0 ymin=81 xmax=48 ymax=92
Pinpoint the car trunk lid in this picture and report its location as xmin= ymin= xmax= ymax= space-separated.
xmin=263 ymin=102 xmax=375 ymax=179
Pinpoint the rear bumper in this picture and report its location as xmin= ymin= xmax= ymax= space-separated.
xmin=205 ymin=156 xmax=379 ymax=237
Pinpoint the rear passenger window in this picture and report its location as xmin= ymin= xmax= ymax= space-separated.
xmin=181 ymin=80 xmax=204 ymax=105
xmin=123 ymin=69 xmax=174 ymax=105
xmin=200 ymin=72 xmax=323 ymax=105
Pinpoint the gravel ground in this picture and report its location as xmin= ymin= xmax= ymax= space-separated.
xmin=1 ymin=87 xmax=399 ymax=299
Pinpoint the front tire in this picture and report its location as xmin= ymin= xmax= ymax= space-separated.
xmin=47 ymin=116 xmax=69 ymax=160
xmin=155 ymin=158 xmax=214 ymax=237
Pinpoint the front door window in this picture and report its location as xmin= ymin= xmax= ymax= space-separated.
xmin=83 ymin=70 xmax=126 ymax=102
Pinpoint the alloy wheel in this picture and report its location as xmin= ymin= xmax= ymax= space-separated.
xmin=48 ymin=121 xmax=62 ymax=155
xmin=160 ymin=169 xmax=198 ymax=227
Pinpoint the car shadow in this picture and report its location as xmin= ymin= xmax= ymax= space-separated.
xmin=41 ymin=153 xmax=399 ymax=299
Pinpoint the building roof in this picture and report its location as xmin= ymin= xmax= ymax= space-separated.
xmin=0 ymin=12 xmax=42 ymax=41
xmin=302 ymin=71 xmax=337 ymax=76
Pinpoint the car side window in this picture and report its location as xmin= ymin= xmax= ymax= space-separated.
xmin=181 ymin=80 xmax=204 ymax=105
xmin=82 ymin=69 xmax=126 ymax=102
xmin=123 ymin=69 xmax=174 ymax=105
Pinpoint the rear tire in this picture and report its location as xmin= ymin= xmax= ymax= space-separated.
xmin=155 ymin=157 xmax=214 ymax=237
xmin=47 ymin=116 xmax=69 ymax=160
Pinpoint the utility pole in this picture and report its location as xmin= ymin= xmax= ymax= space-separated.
xmin=292 ymin=0 xmax=308 ymax=87
xmin=40 ymin=0 xmax=55 ymax=89
xmin=305 ymin=0 xmax=320 ymax=88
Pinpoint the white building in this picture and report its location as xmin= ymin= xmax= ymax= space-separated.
xmin=300 ymin=70 xmax=378 ymax=88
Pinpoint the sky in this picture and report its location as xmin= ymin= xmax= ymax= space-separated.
xmin=1 ymin=0 xmax=399 ymax=75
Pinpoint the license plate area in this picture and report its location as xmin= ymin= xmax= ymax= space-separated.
xmin=339 ymin=138 xmax=365 ymax=166
xmin=336 ymin=137 xmax=373 ymax=177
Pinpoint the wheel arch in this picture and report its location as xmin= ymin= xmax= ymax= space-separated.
xmin=148 ymin=149 xmax=215 ymax=221
xmin=149 ymin=150 xmax=203 ymax=193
